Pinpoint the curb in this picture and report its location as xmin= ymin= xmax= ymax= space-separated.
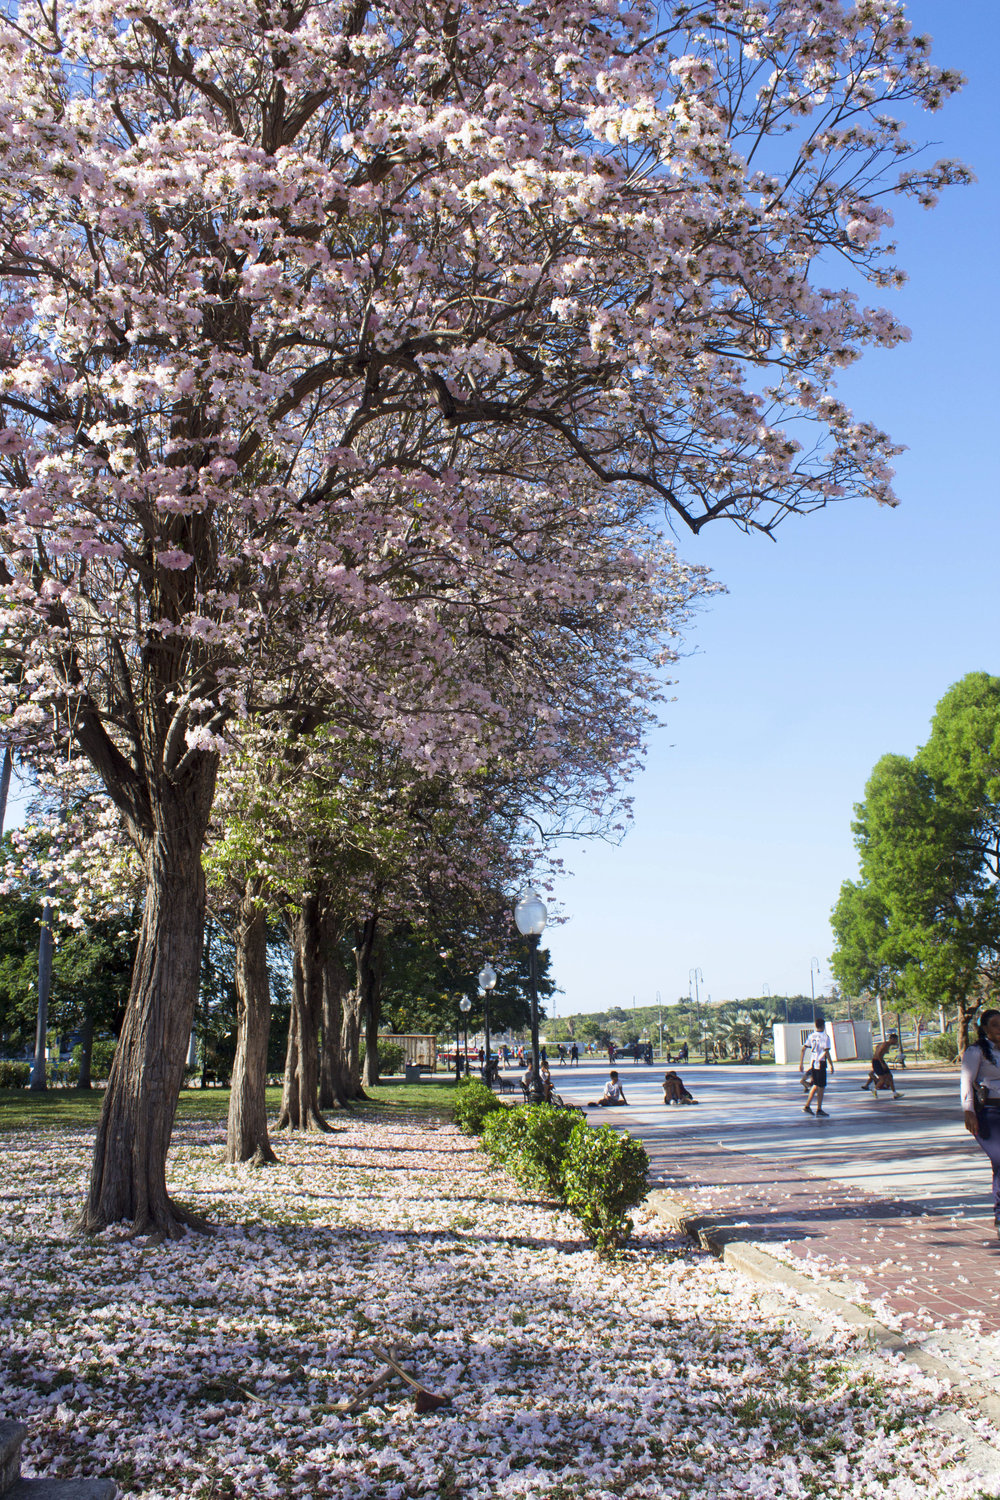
xmin=645 ymin=1188 xmax=1000 ymax=1428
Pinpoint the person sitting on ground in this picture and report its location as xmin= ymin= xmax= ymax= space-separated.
xmin=587 ymin=1070 xmax=629 ymax=1108
xmin=662 ymin=1070 xmax=697 ymax=1106
xmin=862 ymin=1035 xmax=903 ymax=1099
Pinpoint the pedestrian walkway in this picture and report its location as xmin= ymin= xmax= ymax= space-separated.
xmin=554 ymin=1062 xmax=1000 ymax=1342
xmin=642 ymin=1129 xmax=1000 ymax=1335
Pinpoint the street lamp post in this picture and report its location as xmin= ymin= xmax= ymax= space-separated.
xmin=459 ymin=996 xmax=471 ymax=1077
xmin=689 ymin=967 xmax=705 ymax=1064
xmin=514 ymin=889 xmax=547 ymax=1103
xmin=479 ymin=963 xmax=497 ymax=1081
xmin=30 ymin=900 xmax=54 ymax=1092
xmin=810 ymin=958 xmax=821 ymax=1025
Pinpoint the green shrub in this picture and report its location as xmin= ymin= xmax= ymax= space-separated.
xmin=0 ymin=1060 xmax=30 ymax=1088
xmin=452 ymin=1078 xmax=503 ymax=1135
xmin=480 ymin=1103 xmax=579 ymax=1199
xmin=923 ymin=1032 xmax=958 ymax=1061
xmin=358 ymin=1040 xmax=407 ymax=1075
xmin=481 ymin=1105 xmax=529 ymax=1174
xmin=516 ymin=1104 xmax=581 ymax=1197
xmin=90 ymin=1037 xmax=118 ymax=1080
xmin=562 ymin=1123 xmax=649 ymax=1254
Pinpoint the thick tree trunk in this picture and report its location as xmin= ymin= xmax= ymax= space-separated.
xmin=319 ymin=948 xmax=353 ymax=1109
xmin=75 ymin=1014 xmax=93 ymax=1091
xmin=357 ymin=916 xmax=382 ymax=1089
xmin=276 ymin=895 xmax=330 ymax=1131
xmin=226 ymin=896 xmax=277 ymax=1165
xmin=80 ymin=787 xmax=213 ymax=1237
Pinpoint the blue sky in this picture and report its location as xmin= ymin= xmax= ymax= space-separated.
xmin=544 ymin=1 xmax=1000 ymax=1015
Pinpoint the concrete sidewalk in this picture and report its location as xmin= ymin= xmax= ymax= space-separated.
xmin=543 ymin=1059 xmax=1000 ymax=1398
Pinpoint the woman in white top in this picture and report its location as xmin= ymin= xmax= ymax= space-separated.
xmin=961 ymin=1008 xmax=1000 ymax=1237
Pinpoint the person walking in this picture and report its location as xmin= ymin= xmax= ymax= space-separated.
xmin=862 ymin=1034 xmax=904 ymax=1099
xmin=800 ymin=1016 xmax=833 ymax=1117
xmin=570 ymin=1042 xmax=579 ymax=1067
xmin=962 ymin=1009 xmax=1000 ymax=1239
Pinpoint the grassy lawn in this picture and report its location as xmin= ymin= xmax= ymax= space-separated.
xmin=0 ymin=1076 xmax=458 ymax=1132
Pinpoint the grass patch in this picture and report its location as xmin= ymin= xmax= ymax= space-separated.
xmin=354 ymin=1078 xmax=457 ymax=1113
xmin=0 ymin=1077 xmax=458 ymax=1133
xmin=0 ymin=1088 xmax=104 ymax=1131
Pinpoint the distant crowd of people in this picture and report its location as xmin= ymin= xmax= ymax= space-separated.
xmin=480 ymin=1009 xmax=1000 ymax=1239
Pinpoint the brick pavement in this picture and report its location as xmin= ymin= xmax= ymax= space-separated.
xmin=643 ymin=1131 xmax=1000 ymax=1336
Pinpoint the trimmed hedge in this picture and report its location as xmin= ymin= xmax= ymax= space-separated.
xmin=358 ymin=1040 xmax=407 ymax=1076
xmin=923 ymin=1032 xmax=958 ymax=1061
xmin=511 ymin=1103 xmax=581 ymax=1198
xmin=0 ymin=1060 xmax=31 ymax=1088
xmin=480 ymin=1102 xmax=649 ymax=1253
xmin=452 ymin=1078 xmax=503 ymax=1135
xmin=562 ymin=1123 xmax=650 ymax=1254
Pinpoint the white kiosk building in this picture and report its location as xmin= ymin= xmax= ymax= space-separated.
xmin=773 ymin=1019 xmax=873 ymax=1066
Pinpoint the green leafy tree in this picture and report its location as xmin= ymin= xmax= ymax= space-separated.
xmin=0 ymin=883 xmax=136 ymax=1073
xmin=833 ymin=675 xmax=1000 ymax=1049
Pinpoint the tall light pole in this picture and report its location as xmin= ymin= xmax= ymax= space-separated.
xmin=810 ymin=957 xmax=821 ymax=1025
xmin=30 ymin=901 xmax=54 ymax=1092
xmin=459 ymin=995 xmax=471 ymax=1077
xmin=689 ymin=967 xmax=705 ymax=1064
xmin=514 ymin=889 xmax=547 ymax=1103
xmin=479 ymin=963 xmax=497 ymax=1080
xmin=656 ymin=990 xmax=663 ymax=1058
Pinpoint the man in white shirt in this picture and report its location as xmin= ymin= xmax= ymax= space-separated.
xmin=799 ymin=1017 xmax=833 ymax=1118
xmin=587 ymin=1070 xmax=629 ymax=1108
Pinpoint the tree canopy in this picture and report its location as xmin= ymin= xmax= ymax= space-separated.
xmin=831 ymin=674 xmax=1000 ymax=1045
xmin=0 ymin=0 xmax=969 ymax=1231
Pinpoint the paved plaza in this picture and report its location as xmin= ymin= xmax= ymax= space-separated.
xmin=523 ymin=1058 xmax=1000 ymax=1346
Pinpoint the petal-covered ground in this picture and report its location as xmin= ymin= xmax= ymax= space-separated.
xmin=1 ymin=1110 xmax=997 ymax=1499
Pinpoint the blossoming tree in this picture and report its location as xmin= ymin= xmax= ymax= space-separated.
xmin=0 ymin=0 xmax=966 ymax=1232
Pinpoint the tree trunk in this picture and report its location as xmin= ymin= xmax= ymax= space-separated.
xmin=276 ymin=895 xmax=330 ymax=1131
xmin=357 ymin=915 xmax=382 ymax=1089
xmin=320 ymin=948 xmax=353 ymax=1109
xmin=76 ymin=1014 xmax=93 ymax=1091
xmin=340 ymin=981 xmax=366 ymax=1101
xmin=226 ymin=895 xmax=277 ymax=1165
xmin=874 ymin=992 xmax=887 ymax=1043
xmin=80 ymin=787 xmax=214 ymax=1237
